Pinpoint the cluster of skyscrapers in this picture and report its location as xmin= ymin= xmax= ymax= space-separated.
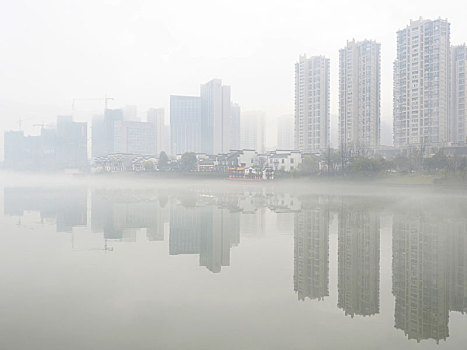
xmin=170 ymin=79 xmax=241 ymax=155
xmin=4 ymin=17 xmax=467 ymax=171
xmin=295 ymin=17 xmax=467 ymax=155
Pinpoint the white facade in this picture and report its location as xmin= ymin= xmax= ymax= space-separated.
xmin=394 ymin=18 xmax=450 ymax=149
xmin=267 ymin=150 xmax=302 ymax=172
xmin=236 ymin=150 xmax=257 ymax=168
xmin=450 ymin=45 xmax=467 ymax=144
xmin=295 ymin=55 xmax=330 ymax=153
xmin=339 ymin=40 xmax=381 ymax=153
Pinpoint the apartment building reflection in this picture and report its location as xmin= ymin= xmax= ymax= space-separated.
xmin=338 ymin=199 xmax=380 ymax=317
xmin=169 ymin=204 xmax=240 ymax=273
xmin=449 ymin=221 xmax=467 ymax=315
xmin=392 ymin=203 xmax=467 ymax=343
xmin=91 ymin=190 xmax=166 ymax=242
xmin=294 ymin=197 xmax=330 ymax=301
xmin=3 ymin=187 xmax=87 ymax=232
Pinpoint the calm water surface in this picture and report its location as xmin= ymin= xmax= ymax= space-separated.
xmin=0 ymin=177 xmax=466 ymax=350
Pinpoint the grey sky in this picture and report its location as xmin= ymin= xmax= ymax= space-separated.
xmin=1 ymin=0 xmax=466 ymax=150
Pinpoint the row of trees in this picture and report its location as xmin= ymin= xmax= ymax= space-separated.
xmin=142 ymin=151 xmax=198 ymax=173
xmin=142 ymin=149 xmax=467 ymax=183
xmin=296 ymin=148 xmax=467 ymax=182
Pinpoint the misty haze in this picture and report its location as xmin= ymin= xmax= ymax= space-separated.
xmin=1 ymin=0 xmax=467 ymax=349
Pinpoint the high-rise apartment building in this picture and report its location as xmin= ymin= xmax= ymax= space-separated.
xmin=170 ymin=95 xmax=202 ymax=155
xmin=339 ymin=40 xmax=381 ymax=154
xmin=450 ymin=44 xmax=467 ymax=145
xmin=295 ymin=55 xmax=330 ymax=153
xmin=394 ymin=18 xmax=450 ymax=150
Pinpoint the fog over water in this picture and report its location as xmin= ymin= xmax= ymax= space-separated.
xmin=0 ymin=173 xmax=466 ymax=349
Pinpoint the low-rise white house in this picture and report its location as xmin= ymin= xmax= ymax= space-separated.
xmin=267 ymin=150 xmax=302 ymax=172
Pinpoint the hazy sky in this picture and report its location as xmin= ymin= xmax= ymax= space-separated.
xmin=1 ymin=0 xmax=466 ymax=151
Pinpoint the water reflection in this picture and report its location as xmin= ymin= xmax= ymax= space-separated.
xmin=170 ymin=204 xmax=240 ymax=273
xmin=338 ymin=198 xmax=380 ymax=317
xmin=392 ymin=200 xmax=467 ymax=343
xmin=4 ymin=187 xmax=87 ymax=232
xmin=294 ymin=196 xmax=329 ymax=301
xmin=2 ymin=186 xmax=467 ymax=345
xmin=91 ymin=189 xmax=168 ymax=242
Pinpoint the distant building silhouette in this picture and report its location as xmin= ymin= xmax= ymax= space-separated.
xmin=4 ymin=116 xmax=87 ymax=170
xmin=113 ymin=120 xmax=155 ymax=155
xmin=229 ymin=103 xmax=241 ymax=151
xmin=92 ymin=108 xmax=155 ymax=157
xmin=170 ymin=95 xmax=202 ymax=155
xmin=240 ymin=111 xmax=265 ymax=153
xmin=92 ymin=108 xmax=123 ymax=157
xmin=147 ymin=108 xmax=167 ymax=154
xmin=277 ymin=115 xmax=294 ymax=150
xmin=200 ymin=79 xmax=232 ymax=154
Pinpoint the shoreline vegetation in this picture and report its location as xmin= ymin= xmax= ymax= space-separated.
xmin=2 ymin=149 xmax=467 ymax=187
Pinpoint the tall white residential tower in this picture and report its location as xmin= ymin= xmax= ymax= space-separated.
xmin=339 ymin=40 xmax=381 ymax=154
xmin=295 ymin=55 xmax=330 ymax=153
xmin=393 ymin=18 xmax=450 ymax=150
xmin=450 ymin=44 xmax=467 ymax=145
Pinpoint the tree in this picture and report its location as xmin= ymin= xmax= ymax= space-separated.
xmin=142 ymin=159 xmax=156 ymax=172
xmin=178 ymin=152 xmax=197 ymax=172
xmin=423 ymin=151 xmax=448 ymax=173
xmin=348 ymin=156 xmax=388 ymax=177
xmin=299 ymin=155 xmax=320 ymax=175
xmin=158 ymin=151 xmax=169 ymax=171
xmin=392 ymin=155 xmax=412 ymax=173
